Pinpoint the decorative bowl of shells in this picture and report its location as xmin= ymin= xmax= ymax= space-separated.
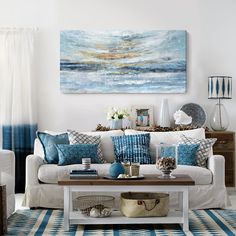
xmin=156 ymin=144 xmax=178 ymax=179
xmin=76 ymin=195 xmax=115 ymax=218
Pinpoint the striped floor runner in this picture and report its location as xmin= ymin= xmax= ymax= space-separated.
xmin=6 ymin=209 xmax=236 ymax=235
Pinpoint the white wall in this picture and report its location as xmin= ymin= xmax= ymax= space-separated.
xmin=0 ymin=0 xmax=235 ymax=132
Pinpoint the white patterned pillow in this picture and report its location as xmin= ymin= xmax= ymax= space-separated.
xmin=67 ymin=130 xmax=105 ymax=163
xmin=180 ymin=135 xmax=217 ymax=167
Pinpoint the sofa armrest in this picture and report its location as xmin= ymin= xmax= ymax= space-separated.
xmin=207 ymin=154 xmax=225 ymax=187
xmin=0 ymin=150 xmax=15 ymax=195
xmin=25 ymin=154 xmax=45 ymax=187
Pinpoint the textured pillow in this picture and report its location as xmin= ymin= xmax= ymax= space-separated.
xmin=56 ymin=143 xmax=100 ymax=166
xmin=67 ymin=130 xmax=105 ymax=163
xmin=111 ymin=133 xmax=152 ymax=164
xmin=180 ymin=135 xmax=217 ymax=167
xmin=37 ymin=131 xmax=69 ymax=164
xmin=178 ymin=144 xmax=200 ymax=166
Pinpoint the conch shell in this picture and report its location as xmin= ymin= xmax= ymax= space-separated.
xmin=173 ymin=110 xmax=192 ymax=125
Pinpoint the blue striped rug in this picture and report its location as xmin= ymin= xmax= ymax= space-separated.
xmin=6 ymin=209 xmax=236 ymax=235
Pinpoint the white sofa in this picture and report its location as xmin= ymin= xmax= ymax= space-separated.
xmin=0 ymin=150 xmax=15 ymax=218
xmin=23 ymin=128 xmax=229 ymax=210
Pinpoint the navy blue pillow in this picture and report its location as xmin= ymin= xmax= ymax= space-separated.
xmin=37 ymin=132 xmax=69 ymax=164
xmin=112 ymin=133 xmax=152 ymax=164
xmin=178 ymin=144 xmax=200 ymax=166
xmin=56 ymin=143 xmax=100 ymax=166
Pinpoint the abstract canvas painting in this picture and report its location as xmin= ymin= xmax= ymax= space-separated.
xmin=60 ymin=30 xmax=187 ymax=93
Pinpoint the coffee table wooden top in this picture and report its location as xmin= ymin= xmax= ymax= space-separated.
xmin=58 ymin=174 xmax=195 ymax=186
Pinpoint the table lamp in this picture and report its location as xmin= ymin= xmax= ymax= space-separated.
xmin=208 ymin=76 xmax=232 ymax=131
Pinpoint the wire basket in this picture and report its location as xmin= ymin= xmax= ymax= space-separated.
xmin=76 ymin=195 xmax=115 ymax=217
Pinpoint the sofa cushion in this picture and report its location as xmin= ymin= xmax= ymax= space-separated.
xmin=124 ymin=128 xmax=206 ymax=162
xmin=38 ymin=163 xmax=212 ymax=185
xmin=37 ymin=132 xmax=69 ymax=164
xmin=67 ymin=130 xmax=104 ymax=163
xmin=34 ymin=130 xmax=124 ymax=163
xmin=180 ymin=135 xmax=217 ymax=168
xmin=56 ymin=143 xmax=100 ymax=166
xmin=81 ymin=130 xmax=124 ymax=163
xmin=177 ymin=144 xmax=200 ymax=166
xmin=112 ymin=133 xmax=152 ymax=164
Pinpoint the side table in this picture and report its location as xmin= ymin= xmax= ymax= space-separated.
xmin=0 ymin=185 xmax=7 ymax=235
xmin=206 ymin=131 xmax=235 ymax=187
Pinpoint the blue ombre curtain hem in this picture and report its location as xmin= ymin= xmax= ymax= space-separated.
xmin=2 ymin=124 xmax=37 ymax=193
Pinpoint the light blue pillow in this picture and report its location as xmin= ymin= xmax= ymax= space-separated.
xmin=37 ymin=132 xmax=69 ymax=164
xmin=111 ymin=133 xmax=152 ymax=164
xmin=56 ymin=143 xmax=100 ymax=166
xmin=178 ymin=144 xmax=200 ymax=166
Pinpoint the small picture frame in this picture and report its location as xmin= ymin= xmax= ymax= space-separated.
xmin=131 ymin=105 xmax=154 ymax=129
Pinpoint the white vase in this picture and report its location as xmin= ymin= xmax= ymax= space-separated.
xmin=159 ymin=98 xmax=170 ymax=127
xmin=111 ymin=119 xmax=123 ymax=129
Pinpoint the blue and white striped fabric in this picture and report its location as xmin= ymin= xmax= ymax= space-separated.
xmin=112 ymin=133 xmax=152 ymax=164
xmin=6 ymin=209 xmax=236 ymax=235
xmin=2 ymin=124 xmax=37 ymax=193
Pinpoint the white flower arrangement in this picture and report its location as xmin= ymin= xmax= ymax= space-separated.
xmin=107 ymin=107 xmax=130 ymax=120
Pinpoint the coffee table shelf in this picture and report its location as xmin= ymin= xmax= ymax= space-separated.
xmin=58 ymin=174 xmax=194 ymax=233
xmin=70 ymin=210 xmax=183 ymax=225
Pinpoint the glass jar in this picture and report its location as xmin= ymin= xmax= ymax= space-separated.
xmin=156 ymin=144 xmax=178 ymax=179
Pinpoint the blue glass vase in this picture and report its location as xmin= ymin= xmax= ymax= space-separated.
xmin=109 ymin=162 xmax=125 ymax=178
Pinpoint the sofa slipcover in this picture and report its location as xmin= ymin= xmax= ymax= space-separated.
xmin=24 ymin=128 xmax=229 ymax=210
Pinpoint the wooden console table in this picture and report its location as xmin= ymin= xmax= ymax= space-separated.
xmin=58 ymin=175 xmax=194 ymax=233
xmin=206 ymin=131 xmax=235 ymax=187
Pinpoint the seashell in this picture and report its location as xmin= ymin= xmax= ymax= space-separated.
xmin=117 ymin=174 xmax=127 ymax=178
xmin=101 ymin=208 xmax=112 ymax=217
xmin=89 ymin=207 xmax=101 ymax=218
xmin=173 ymin=110 xmax=192 ymax=125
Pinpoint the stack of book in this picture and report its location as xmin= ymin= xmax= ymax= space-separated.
xmin=70 ymin=169 xmax=98 ymax=179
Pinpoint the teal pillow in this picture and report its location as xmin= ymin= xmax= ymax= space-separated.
xmin=111 ymin=133 xmax=152 ymax=164
xmin=37 ymin=132 xmax=69 ymax=164
xmin=56 ymin=143 xmax=100 ymax=166
xmin=178 ymin=144 xmax=200 ymax=166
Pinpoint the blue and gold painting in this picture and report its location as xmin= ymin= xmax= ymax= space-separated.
xmin=60 ymin=30 xmax=187 ymax=93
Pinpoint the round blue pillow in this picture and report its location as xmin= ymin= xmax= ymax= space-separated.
xmin=109 ymin=162 xmax=125 ymax=178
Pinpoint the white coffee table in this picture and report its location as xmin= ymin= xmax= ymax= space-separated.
xmin=58 ymin=174 xmax=194 ymax=233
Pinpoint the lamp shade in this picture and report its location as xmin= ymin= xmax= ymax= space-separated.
xmin=208 ymin=76 xmax=232 ymax=99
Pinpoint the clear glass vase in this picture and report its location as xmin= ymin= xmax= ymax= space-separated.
xmin=111 ymin=119 xmax=122 ymax=130
xmin=210 ymin=101 xmax=229 ymax=131
xmin=156 ymin=144 xmax=177 ymax=179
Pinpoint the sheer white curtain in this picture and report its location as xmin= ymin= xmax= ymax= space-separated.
xmin=0 ymin=28 xmax=37 ymax=193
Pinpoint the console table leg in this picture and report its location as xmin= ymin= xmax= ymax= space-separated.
xmin=64 ymin=186 xmax=70 ymax=231
xmin=182 ymin=188 xmax=189 ymax=232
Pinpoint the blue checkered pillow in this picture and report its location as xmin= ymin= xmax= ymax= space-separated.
xmin=112 ymin=133 xmax=152 ymax=164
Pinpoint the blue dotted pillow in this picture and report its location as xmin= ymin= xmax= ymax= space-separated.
xmin=37 ymin=132 xmax=69 ymax=164
xmin=178 ymin=144 xmax=200 ymax=166
xmin=112 ymin=133 xmax=152 ymax=164
xmin=56 ymin=143 xmax=100 ymax=166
